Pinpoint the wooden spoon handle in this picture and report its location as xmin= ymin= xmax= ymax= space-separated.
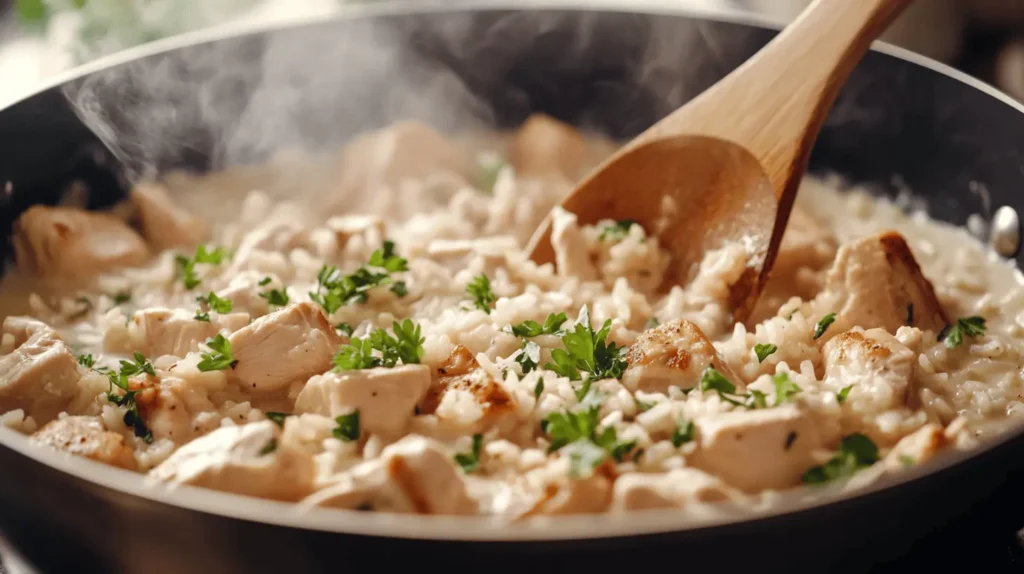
xmin=639 ymin=0 xmax=913 ymax=199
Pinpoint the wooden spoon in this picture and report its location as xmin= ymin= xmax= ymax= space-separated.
xmin=526 ymin=0 xmax=912 ymax=323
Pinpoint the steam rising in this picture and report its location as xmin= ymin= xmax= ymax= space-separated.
xmin=60 ymin=6 xmax=769 ymax=182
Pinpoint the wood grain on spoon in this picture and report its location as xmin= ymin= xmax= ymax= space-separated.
xmin=526 ymin=0 xmax=913 ymax=323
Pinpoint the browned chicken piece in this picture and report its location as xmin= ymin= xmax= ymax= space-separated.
xmin=419 ymin=345 xmax=516 ymax=435
xmin=509 ymin=113 xmax=616 ymax=182
xmin=295 ymin=365 xmax=431 ymax=438
xmin=107 ymin=308 xmax=250 ymax=358
xmin=228 ymin=302 xmax=345 ymax=394
xmin=327 ymin=121 xmax=474 ymax=216
xmin=130 ymin=181 xmax=208 ymax=251
xmin=688 ymin=405 xmax=825 ymax=492
xmin=0 ymin=317 xmax=80 ymax=424
xmin=12 ymin=205 xmax=150 ymax=279
xmin=822 ymin=329 xmax=915 ymax=414
xmin=303 ymin=435 xmax=478 ymax=514
xmin=523 ymin=459 xmax=615 ymax=515
xmin=623 ymin=319 xmax=740 ymax=393
xmin=812 ymin=231 xmax=947 ymax=339
xmin=610 ymin=468 xmax=738 ymax=511
xmin=749 ymin=205 xmax=838 ymax=324
xmin=148 ymin=420 xmax=315 ymax=501
xmin=31 ymin=416 xmax=138 ymax=471
xmin=883 ymin=424 xmax=946 ymax=471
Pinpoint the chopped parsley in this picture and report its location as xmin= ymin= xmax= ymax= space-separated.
xmin=699 ymin=366 xmax=768 ymax=409
xmin=772 ymin=373 xmax=802 ymax=406
xmin=599 ymin=219 xmax=639 ymax=242
xmin=941 ymin=316 xmax=986 ymax=349
xmin=194 ymin=291 xmax=233 ymax=322
xmin=175 ymin=245 xmax=228 ymax=290
xmin=507 ymin=312 xmax=568 ymax=338
xmin=837 ymin=385 xmax=853 ymax=404
xmin=466 ymin=273 xmax=497 ymax=314
xmin=77 ymin=354 xmax=95 ymax=369
xmin=802 ymin=433 xmax=879 ymax=484
xmin=104 ymin=352 xmax=156 ymax=443
xmin=258 ymin=277 xmax=272 ymax=287
xmin=335 ymin=322 xmax=354 ymax=337
xmin=534 ymin=377 xmax=545 ymax=400
xmin=542 ymin=402 xmax=636 ymax=478
xmin=814 ymin=313 xmax=837 ymax=340
xmin=332 ymin=319 xmax=425 ymax=371
xmin=454 ymin=434 xmax=484 ymax=473
xmin=754 ymin=343 xmax=777 ymax=363
xmin=112 ymin=292 xmax=132 ymax=305
xmin=265 ymin=412 xmax=291 ymax=428
xmin=672 ymin=420 xmax=695 ymax=447
xmin=516 ymin=340 xmax=541 ymax=374
xmin=544 ymin=306 xmax=627 ymax=382
xmin=196 ymin=334 xmax=236 ymax=372
xmin=259 ymin=287 xmax=290 ymax=308
xmin=259 ymin=439 xmax=278 ymax=456
xmin=309 ymin=241 xmax=409 ymax=314
xmin=333 ymin=410 xmax=360 ymax=442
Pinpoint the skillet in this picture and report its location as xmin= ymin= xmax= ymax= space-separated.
xmin=2 ymin=2 xmax=1024 ymax=572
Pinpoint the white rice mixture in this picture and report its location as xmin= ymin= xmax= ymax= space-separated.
xmin=2 ymin=115 xmax=1023 ymax=516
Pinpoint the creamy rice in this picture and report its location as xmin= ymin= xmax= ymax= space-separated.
xmin=1 ymin=116 xmax=1023 ymax=516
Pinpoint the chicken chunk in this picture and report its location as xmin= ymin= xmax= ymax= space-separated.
xmin=148 ymin=420 xmax=314 ymax=501
xmin=295 ymin=365 xmax=431 ymax=438
xmin=0 ymin=317 xmax=80 ymax=424
xmin=823 ymin=328 xmax=915 ymax=413
xmin=623 ymin=319 xmax=740 ymax=393
xmin=689 ymin=405 xmax=825 ymax=492
xmin=130 ymin=181 xmax=207 ymax=251
xmin=328 ymin=121 xmax=474 ymax=216
xmin=107 ymin=308 xmax=250 ymax=359
xmin=306 ymin=435 xmax=476 ymax=514
xmin=550 ymin=206 xmax=598 ymax=281
xmin=522 ymin=458 xmax=614 ymax=515
xmin=31 ymin=416 xmax=138 ymax=471
xmin=228 ymin=302 xmax=345 ymax=394
xmin=419 ymin=346 xmax=516 ymax=435
xmin=509 ymin=114 xmax=614 ymax=182
xmin=883 ymin=423 xmax=946 ymax=471
xmin=812 ymin=231 xmax=947 ymax=338
xmin=610 ymin=468 xmax=738 ymax=511
xmin=12 ymin=205 xmax=150 ymax=279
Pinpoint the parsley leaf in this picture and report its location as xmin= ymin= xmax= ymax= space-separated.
xmin=599 ymin=219 xmax=639 ymax=242
xmin=699 ymin=366 xmax=736 ymax=394
xmin=754 ymin=343 xmax=777 ymax=363
xmin=516 ymin=340 xmax=541 ymax=374
xmin=258 ymin=277 xmax=272 ymax=287
xmin=309 ymin=242 xmax=409 ymax=314
xmin=197 ymin=334 xmax=236 ymax=372
xmin=837 ymin=385 xmax=853 ymax=404
xmin=265 ymin=412 xmax=291 ymax=428
xmin=942 ymin=316 xmax=986 ymax=348
xmin=77 ymin=354 xmax=95 ymax=369
xmin=802 ymin=433 xmax=879 ymax=484
xmin=564 ymin=440 xmax=610 ymax=478
xmin=700 ymin=366 xmax=770 ymax=409
xmin=466 ymin=273 xmax=497 ymax=313
xmin=454 ymin=434 xmax=484 ymax=473
xmin=335 ymin=322 xmax=354 ymax=337
xmin=194 ymin=291 xmax=233 ymax=322
xmin=259 ymin=288 xmax=290 ymax=308
xmin=543 ymin=306 xmax=627 ymax=381
xmin=772 ymin=373 xmax=802 ymax=406
xmin=332 ymin=320 xmax=425 ymax=371
xmin=534 ymin=377 xmax=545 ymax=400
xmin=103 ymin=352 xmax=155 ymax=444
xmin=507 ymin=312 xmax=568 ymax=338
xmin=747 ymin=389 xmax=768 ymax=409
xmin=542 ymin=400 xmax=635 ymax=478
xmin=120 ymin=352 xmax=156 ymax=378
xmin=259 ymin=439 xmax=278 ymax=456
xmin=814 ymin=313 xmax=837 ymax=340
xmin=112 ymin=292 xmax=132 ymax=305
xmin=333 ymin=410 xmax=360 ymax=442
xmin=175 ymin=245 xmax=228 ymax=290
xmin=672 ymin=420 xmax=695 ymax=447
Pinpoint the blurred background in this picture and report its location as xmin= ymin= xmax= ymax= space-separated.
xmin=1 ymin=0 xmax=1024 ymax=108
